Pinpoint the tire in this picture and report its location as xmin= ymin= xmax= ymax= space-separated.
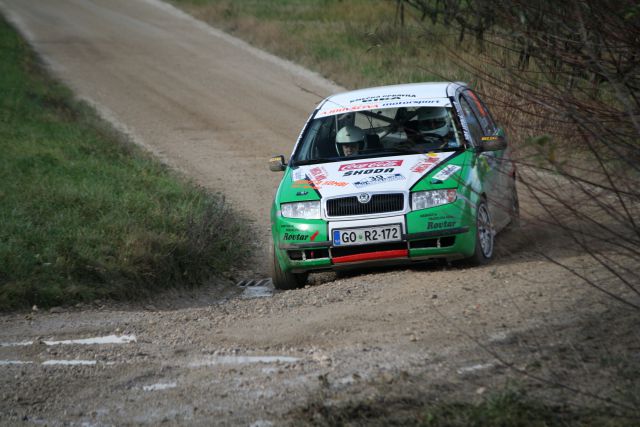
xmin=270 ymin=245 xmax=308 ymax=290
xmin=466 ymin=200 xmax=495 ymax=266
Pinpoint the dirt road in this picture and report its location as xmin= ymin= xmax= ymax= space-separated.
xmin=0 ymin=0 xmax=636 ymax=425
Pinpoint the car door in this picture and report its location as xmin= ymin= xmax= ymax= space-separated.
xmin=461 ymin=89 xmax=511 ymax=228
xmin=456 ymin=91 xmax=508 ymax=227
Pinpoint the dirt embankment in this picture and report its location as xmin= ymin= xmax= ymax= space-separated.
xmin=0 ymin=0 xmax=637 ymax=425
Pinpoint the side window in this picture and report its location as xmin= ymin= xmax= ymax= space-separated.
xmin=458 ymin=96 xmax=484 ymax=144
xmin=462 ymin=90 xmax=497 ymax=135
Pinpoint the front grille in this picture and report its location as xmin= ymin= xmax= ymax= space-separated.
xmin=326 ymin=193 xmax=404 ymax=217
xmin=410 ymin=236 xmax=456 ymax=249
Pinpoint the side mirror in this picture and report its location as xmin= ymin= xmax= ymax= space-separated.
xmin=269 ymin=155 xmax=286 ymax=172
xmin=480 ymin=135 xmax=507 ymax=152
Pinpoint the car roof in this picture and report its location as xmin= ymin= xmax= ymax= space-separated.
xmin=316 ymin=82 xmax=466 ymax=117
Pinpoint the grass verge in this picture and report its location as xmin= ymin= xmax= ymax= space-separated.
xmin=294 ymin=387 xmax=629 ymax=426
xmin=0 ymin=15 xmax=251 ymax=311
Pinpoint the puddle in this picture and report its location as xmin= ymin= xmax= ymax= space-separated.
xmin=457 ymin=363 xmax=494 ymax=374
xmin=0 ymin=341 xmax=33 ymax=347
xmin=44 ymin=334 xmax=137 ymax=345
xmin=189 ymin=355 xmax=300 ymax=367
xmin=43 ymin=360 xmax=98 ymax=366
xmin=0 ymin=334 xmax=136 ymax=347
xmin=241 ymin=286 xmax=274 ymax=299
xmin=237 ymin=279 xmax=274 ymax=299
xmin=143 ymin=382 xmax=177 ymax=391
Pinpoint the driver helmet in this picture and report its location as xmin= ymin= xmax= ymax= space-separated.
xmin=416 ymin=107 xmax=450 ymax=137
xmin=336 ymin=125 xmax=365 ymax=156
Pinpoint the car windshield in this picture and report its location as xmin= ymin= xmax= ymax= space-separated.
xmin=291 ymin=106 xmax=464 ymax=166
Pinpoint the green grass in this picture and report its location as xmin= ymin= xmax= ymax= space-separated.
xmin=0 ymin=16 xmax=251 ymax=310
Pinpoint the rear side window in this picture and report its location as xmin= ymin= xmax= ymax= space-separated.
xmin=458 ymin=96 xmax=484 ymax=144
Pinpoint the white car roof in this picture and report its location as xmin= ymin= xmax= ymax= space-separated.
xmin=316 ymin=82 xmax=465 ymax=117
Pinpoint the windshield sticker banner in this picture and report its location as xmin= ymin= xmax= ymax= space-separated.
xmin=319 ymin=104 xmax=380 ymax=116
xmin=317 ymin=98 xmax=450 ymax=117
xmin=350 ymin=94 xmax=416 ymax=103
xmin=432 ymin=165 xmax=461 ymax=181
xmin=353 ymin=174 xmax=406 ymax=189
xmin=339 ymin=160 xmax=403 ymax=171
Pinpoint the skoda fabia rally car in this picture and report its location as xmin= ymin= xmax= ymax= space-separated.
xmin=269 ymin=82 xmax=518 ymax=290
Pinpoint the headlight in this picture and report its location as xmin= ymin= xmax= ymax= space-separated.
xmin=281 ymin=201 xmax=321 ymax=219
xmin=412 ymin=189 xmax=457 ymax=210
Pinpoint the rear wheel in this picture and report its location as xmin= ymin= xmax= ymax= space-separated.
xmin=270 ymin=245 xmax=308 ymax=290
xmin=466 ymin=201 xmax=494 ymax=266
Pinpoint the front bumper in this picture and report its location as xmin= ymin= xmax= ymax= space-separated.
xmin=273 ymin=199 xmax=476 ymax=273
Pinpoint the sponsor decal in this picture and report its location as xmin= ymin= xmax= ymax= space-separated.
xmin=350 ymin=94 xmax=416 ymax=103
xmin=339 ymin=160 xmax=403 ymax=171
xmin=309 ymin=166 xmax=328 ymax=182
xmin=292 ymin=169 xmax=306 ymax=181
xmin=310 ymin=231 xmax=319 ymax=241
xmin=427 ymin=220 xmax=456 ymax=230
xmin=283 ymin=232 xmax=309 ymax=241
xmin=419 ymin=212 xmax=439 ymax=218
xmin=432 ymin=165 xmax=461 ymax=182
xmin=481 ymin=136 xmax=499 ymax=141
xmin=354 ymin=174 xmax=405 ymax=189
xmin=381 ymin=99 xmax=441 ymax=107
xmin=411 ymin=156 xmax=441 ymax=174
xmin=296 ymin=191 xmax=309 ymax=196
xmin=343 ymin=168 xmax=395 ymax=177
xmin=420 ymin=213 xmax=455 ymax=219
xmin=319 ymin=104 xmax=380 ymax=116
xmin=292 ymin=179 xmax=349 ymax=189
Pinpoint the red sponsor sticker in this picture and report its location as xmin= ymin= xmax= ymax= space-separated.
xmin=338 ymin=160 xmax=403 ymax=171
xmin=410 ymin=157 xmax=440 ymax=174
xmin=309 ymin=166 xmax=328 ymax=181
xmin=320 ymin=104 xmax=381 ymax=116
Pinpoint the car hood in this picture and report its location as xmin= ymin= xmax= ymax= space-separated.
xmin=289 ymin=152 xmax=460 ymax=198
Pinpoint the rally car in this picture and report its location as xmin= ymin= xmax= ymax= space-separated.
xmin=269 ymin=82 xmax=518 ymax=290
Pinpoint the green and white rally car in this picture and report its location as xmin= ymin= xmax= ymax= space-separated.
xmin=269 ymin=82 xmax=518 ymax=290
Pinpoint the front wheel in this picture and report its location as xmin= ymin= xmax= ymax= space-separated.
xmin=270 ymin=245 xmax=308 ymax=290
xmin=465 ymin=201 xmax=494 ymax=266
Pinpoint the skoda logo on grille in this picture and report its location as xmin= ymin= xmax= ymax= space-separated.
xmin=357 ymin=193 xmax=372 ymax=204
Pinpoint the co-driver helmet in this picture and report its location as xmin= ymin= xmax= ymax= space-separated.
xmin=416 ymin=107 xmax=450 ymax=137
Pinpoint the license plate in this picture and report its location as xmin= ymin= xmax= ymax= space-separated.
xmin=332 ymin=224 xmax=402 ymax=246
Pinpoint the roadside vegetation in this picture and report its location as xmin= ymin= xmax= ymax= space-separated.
xmin=170 ymin=0 xmax=470 ymax=90
xmin=0 ymin=16 xmax=251 ymax=311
